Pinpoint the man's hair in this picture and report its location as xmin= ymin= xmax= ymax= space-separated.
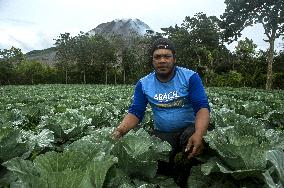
xmin=150 ymin=38 xmax=176 ymax=57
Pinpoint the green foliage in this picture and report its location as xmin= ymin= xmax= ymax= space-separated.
xmin=203 ymin=124 xmax=284 ymax=174
xmin=220 ymin=0 xmax=284 ymax=89
xmin=162 ymin=12 xmax=224 ymax=78
xmin=211 ymin=71 xmax=244 ymax=87
xmin=54 ymin=32 xmax=76 ymax=84
xmin=1 ymin=85 xmax=283 ymax=187
xmin=235 ymin=37 xmax=257 ymax=59
xmin=1 ymin=11 xmax=284 ymax=88
xmin=187 ymin=165 xmax=239 ymax=188
xmin=111 ymin=129 xmax=171 ymax=179
xmin=0 ymin=47 xmax=24 ymax=64
xmin=3 ymin=151 xmax=118 ymax=188
xmin=273 ymin=72 xmax=284 ymax=89
xmin=15 ymin=60 xmax=47 ymax=84
xmin=2 ymin=127 xmax=173 ymax=187
xmin=0 ymin=125 xmax=31 ymax=163
xmin=0 ymin=123 xmax=54 ymax=164
xmin=182 ymin=12 xmax=221 ymax=50
xmin=0 ymin=47 xmax=24 ymax=84
xmin=195 ymin=86 xmax=284 ymax=186
xmin=0 ymin=60 xmax=13 ymax=85
xmin=25 ymin=47 xmax=56 ymax=57
xmin=220 ymin=0 xmax=284 ymax=43
xmin=227 ymin=70 xmax=244 ymax=87
xmin=263 ymin=150 xmax=284 ymax=187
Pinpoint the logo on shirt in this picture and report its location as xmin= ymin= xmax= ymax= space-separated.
xmin=156 ymin=98 xmax=186 ymax=108
xmin=154 ymin=91 xmax=180 ymax=102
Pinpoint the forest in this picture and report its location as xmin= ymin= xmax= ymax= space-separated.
xmin=0 ymin=1 xmax=283 ymax=89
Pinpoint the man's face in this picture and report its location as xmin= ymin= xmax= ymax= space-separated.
xmin=152 ymin=49 xmax=176 ymax=79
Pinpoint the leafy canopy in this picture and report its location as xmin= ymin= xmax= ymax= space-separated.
xmin=220 ymin=0 xmax=284 ymax=42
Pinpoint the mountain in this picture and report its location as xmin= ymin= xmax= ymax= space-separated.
xmin=25 ymin=18 xmax=154 ymax=65
xmin=88 ymin=18 xmax=154 ymax=38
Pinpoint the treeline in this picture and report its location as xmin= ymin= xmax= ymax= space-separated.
xmin=1 ymin=32 xmax=283 ymax=88
xmin=1 ymin=10 xmax=284 ymax=89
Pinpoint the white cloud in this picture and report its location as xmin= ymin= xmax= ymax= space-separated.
xmin=0 ymin=24 xmax=49 ymax=52
xmin=0 ymin=0 xmax=282 ymax=53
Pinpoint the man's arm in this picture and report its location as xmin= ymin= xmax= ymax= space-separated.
xmin=186 ymin=73 xmax=210 ymax=159
xmin=185 ymin=108 xmax=210 ymax=159
xmin=194 ymin=108 xmax=210 ymax=138
xmin=112 ymin=81 xmax=148 ymax=139
xmin=112 ymin=113 xmax=140 ymax=139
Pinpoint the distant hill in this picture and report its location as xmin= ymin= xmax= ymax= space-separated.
xmin=25 ymin=18 xmax=154 ymax=65
xmin=25 ymin=47 xmax=57 ymax=66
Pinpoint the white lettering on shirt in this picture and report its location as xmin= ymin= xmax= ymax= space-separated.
xmin=154 ymin=91 xmax=180 ymax=102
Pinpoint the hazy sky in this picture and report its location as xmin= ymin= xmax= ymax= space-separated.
xmin=0 ymin=0 xmax=282 ymax=53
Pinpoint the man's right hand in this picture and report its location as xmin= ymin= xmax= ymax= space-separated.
xmin=111 ymin=128 xmax=123 ymax=140
xmin=111 ymin=113 xmax=139 ymax=140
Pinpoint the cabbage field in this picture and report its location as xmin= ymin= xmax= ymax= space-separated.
xmin=0 ymin=85 xmax=283 ymax=188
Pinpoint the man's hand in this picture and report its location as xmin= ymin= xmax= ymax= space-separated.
xmin=185 ymin=133 xmax=204 ymax=159
xmin=111 ymin=128 xmax=123 ymax=140
xmin=185 ymin=108 xmax=209 ymax=159
xmin=111 ymin=113 xmax=139 ymax=140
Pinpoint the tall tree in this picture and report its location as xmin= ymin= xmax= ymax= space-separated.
xmin=162 ymin=13 xmax=224 ymax=84
xmin=92 ymin=35 xmax=116 ymax=84
xmin=234 ymin=37 xmax=263 ymax=86
xmin=54 ymin=33 xmax=75 ymax=84
xmin=0 ymin=47 xmax=24 ymax=84
xmin=220 ymin=0 xmax=284 ymax=89
xmin=0 ymin=58 xmax=13 ymax=84
xmin=109 ymin=35 xmax=127 ymax=84
xmin=0 ymin=47 xmax=24 ymax=64
xmin=235 ymin=37 xmax=257 ymax=60
xmin=161 ymin=24 xmax=193 ymax=68
xmin=16 ymin=60 xmax=45 ymax=84
xmin=73 ymin=32 xmax=93 ymax=84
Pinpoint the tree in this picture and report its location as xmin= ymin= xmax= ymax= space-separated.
xmin=0 ymin=47 xmax=24 ymax=84
xmin=54 ymin=33 xmax=76 ymax=84
xmin=161 ymin=24 xmax=193 ymax=68
xmin=162 ymin=13 xmax=225 ymax=84
xmin=0 ymin=46 xmax=24 ymax=64
xmin=92 ymin=35 xmax=116 ymax=84
xmin=220 ymin=0 xmax=284 ymax=89
xmin=234 ymin=38 xmax=261 ymax=86
xmin=109 ymin=35 xmax=127 ymax=84
xmin=73 ymin=32 xmax=93 ymax=84
xmin=273 ymin=50 xmax=284 ymax=89
xmin=0 ymin=59 xmax=13 ymax=85
xmin=16 ymin=60 xmax=46 ymax=84
xmin=235 ymin=37 xmax=257 ymax=59
xmin=122 ymin=47 xmax=137 ymax=83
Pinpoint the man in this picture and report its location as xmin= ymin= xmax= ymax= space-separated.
xmin=112 ymin=37 xmax=210 ymax=162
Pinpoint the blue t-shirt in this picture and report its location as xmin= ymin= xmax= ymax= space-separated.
xmin=129 ymin=66 xmax=210 ymax=132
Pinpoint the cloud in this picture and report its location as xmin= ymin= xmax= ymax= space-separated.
xmin=0 ymin=18 xmax=35 ymax=26
xmin=0 ymin=26 xmax=55 ymax=53
xmin=0 ymin=0 xmax=282 ymax=53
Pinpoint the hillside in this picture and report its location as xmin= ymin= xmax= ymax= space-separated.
xmin=25 ymin=47 xmax=57 ymax=66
